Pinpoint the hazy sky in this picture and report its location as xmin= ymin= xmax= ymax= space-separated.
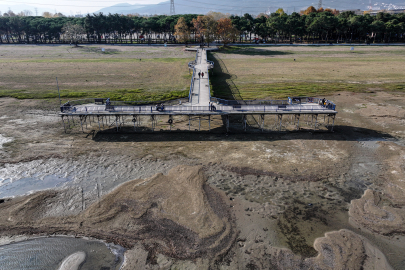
xmin=0 ymin=0 xmax=165 ymax=15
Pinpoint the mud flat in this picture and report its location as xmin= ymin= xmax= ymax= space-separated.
xmin=0 ymin=236 xmax=122 ymax=270
xmin=1 ymin=90 xmax=405 ymax=269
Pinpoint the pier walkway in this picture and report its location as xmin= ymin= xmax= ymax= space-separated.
xmin=59 ymin=48 xmax=337 ymax=133
xmin=189 ymin=49 xmax=212 ymax=106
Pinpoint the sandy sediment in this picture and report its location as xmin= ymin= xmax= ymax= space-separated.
xmin=349 ymin=142 xmax=405 ymax=235
xmin=231 ymin=229 xmax=392 ymax=270
xmin=57 ymin=251 xmax=86 ymax=270
xmin=349 ymin=189 xmax=405 ymax=234
xmin=82 ymin=165 xmax=224 ymax=239
xmin=308 ymin=230 xmax=393 ymax=270
xmin=0 ymin=165 xmax=237 ymax=261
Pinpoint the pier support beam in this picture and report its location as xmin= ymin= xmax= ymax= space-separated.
xmin=261 ymin=114 xmax=264 ymax=132
xmin=329 ymin=114 xmax=335 ymax=132
xmin=312 ymin=114 xmax=318 ymax=131
xmin=115 ymin=115 xmax=119 ymax=132
xmin=79 ymin=115 xmax=84 ymax=133
xmin=97 ymin=115 xmax=101 ymax=131
xmin=242 ymin=115 xmax=247 ymax=131
xmin=168 ymin=115 xmax=173 ymax=131
xmin=295 ymin=114 xmax=300 ymax=130
xmin=132 ymin=115 xmax=137 ymax=131
xmin=151 ymin=115 xmax=156 ymax=131
xmin=61 ymin=116 xmax=66 ymax=133
xmin=226 ymin=115 xmax=229 ymax=133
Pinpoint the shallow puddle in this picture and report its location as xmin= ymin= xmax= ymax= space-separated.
xmin=0 ymin=174 xmax=72 ymax=199
xmin=0 ymin=236 xmax=124 ymax=270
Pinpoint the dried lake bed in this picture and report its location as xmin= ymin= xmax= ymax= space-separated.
xmin=0 ymin=90 xmax=405 ymax=269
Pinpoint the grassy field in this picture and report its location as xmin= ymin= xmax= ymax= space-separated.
xmin=1 ymin=45 xmax=405 ymax=103
xmin=0 ymin=45 xmax=193 ymax=102
xmin=209 ymin=46 xmax=405 ymax=99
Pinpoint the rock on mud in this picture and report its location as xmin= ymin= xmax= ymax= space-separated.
xmin=57 ymin=251 xmax=86 ymax=270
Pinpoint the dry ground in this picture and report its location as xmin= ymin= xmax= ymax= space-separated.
xmin=0 ymin=45 xmax=192 ymax=100
xmin=1 ymin=45 xmax=405 ymax=269
xmin=209 ymin=46 xmax=405 ymax=99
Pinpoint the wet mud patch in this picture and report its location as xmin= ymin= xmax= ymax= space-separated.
xmin=277 ymin=197 xmax=350 ymax=258
xmin=224 ymin=166 xmax=323 ymax=182
xmin=205 ymin=166 xmax=369 ymax=260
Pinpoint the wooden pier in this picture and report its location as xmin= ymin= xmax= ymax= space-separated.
xmin=59 ymin=48 xmax=337 ymax=133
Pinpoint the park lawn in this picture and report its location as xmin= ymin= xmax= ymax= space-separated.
xmin=209 ymin=46 xmax=405 ymax=100
xmin=0 ymin=45 xmax=193 ymax=102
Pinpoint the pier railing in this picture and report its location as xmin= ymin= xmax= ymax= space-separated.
xmin=61 ymin=96 xmax=336 ymax=114
xmin=189 ymin=69 xmax=195 ymax=103
xmin=211 ymin=97 xmax=336 ymax=110
xmin=61 ymin=103 xmax=337 ymax=114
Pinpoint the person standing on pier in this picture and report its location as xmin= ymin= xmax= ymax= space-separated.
xmin=201 ymin=72 xmax=204 ymax=78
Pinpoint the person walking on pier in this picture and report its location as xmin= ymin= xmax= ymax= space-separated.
xmin=201 ymin=72 xmax=204 ymax=78
xmin=198 ymin=72 xmax=201 ymax=78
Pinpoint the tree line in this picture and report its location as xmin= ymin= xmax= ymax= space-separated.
xmin=231 ymin=8 xmax=405 ymax=43
xmin=0 ymin=8 xmax=405 ymax=44
xmin=0 ymin=13 xmax=199 ymax=44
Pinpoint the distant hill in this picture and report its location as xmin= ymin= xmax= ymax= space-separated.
xmin=94 ymin=0 xmax=405 ymax=15
xmin=95 ymin=3 xmax=147 ymax=15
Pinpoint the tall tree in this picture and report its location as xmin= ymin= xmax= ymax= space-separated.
xmin=303 ymin=6 xmax=317 ymax=15
xmin=287 ymin=12 xmax=306 ymax=42
xmin=254 ymin=15 xmax=269 ymax=41
xmin=174 ymin=16 xmax=190 ymax=44
xmin=276 ymin=8 xmax=286 ymax=16
xmin=62 ymin=22 xmax=85 ymax=46
xmin=192 ymin=15 xmax=205 ymax=44
xmin=203 ymin=15 xmax=217 ymax=46
xmin=217 ymin=17 xmax=238 ymax=46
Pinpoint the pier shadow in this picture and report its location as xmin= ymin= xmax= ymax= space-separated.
xmin=92 ymin=125 xmax=396 ymax=143
xmin=208 ymin=52 xmax=243 ymax=101
xmin=219 ymin=47 xmax=293 ymax=56
xmin=208 ymin=51 xmax=260 ymax=127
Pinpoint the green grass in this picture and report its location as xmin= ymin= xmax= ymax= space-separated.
xmin=0 ymin=88 xmax=189 ymax=102
xmin=211 ymin=82 xmax=405 ymax=100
